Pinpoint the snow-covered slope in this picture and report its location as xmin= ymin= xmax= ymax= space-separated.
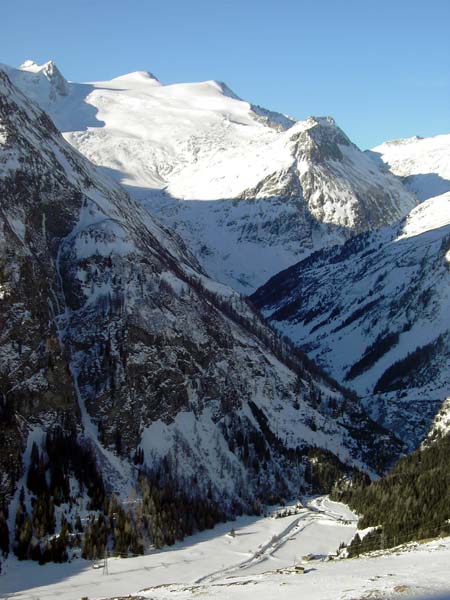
xmin=0 ymin=68 xmax=401 ymax=516
xmin=3 ymin=499 xmax=450 ymax=600
xmin=252 ymin=192 xmax=450 ymax=449
xmin=3 ymin=61 xmax=416 ymax=292
xmin=370 ymin=133 xmax=450 ymax=201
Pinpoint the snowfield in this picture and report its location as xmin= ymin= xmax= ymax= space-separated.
xmin=2 ymin=60 xmax=416 ymax=292
xmin=371 ymin=134 xmax=450 ymax=201
xmin=2 ymin=497 xmax=450 ymax=600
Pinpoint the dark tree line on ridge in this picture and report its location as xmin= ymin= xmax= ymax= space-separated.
xmin=333 ymin=432 xmax=450 ymax=556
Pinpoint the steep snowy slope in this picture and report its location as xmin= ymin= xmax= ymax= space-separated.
xmin=252 ymin=193 xmax=450 ymax=449
xmin=370 ymin=133 xmax=450 ymax=201
xmin=0 ymin=69 xmax=401 ymax=516
xmin=4 ymin=61 xmax=416 ymax=292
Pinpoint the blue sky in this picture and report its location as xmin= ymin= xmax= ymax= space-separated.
xmin=3 ymin=0 xmax=449 ymax=148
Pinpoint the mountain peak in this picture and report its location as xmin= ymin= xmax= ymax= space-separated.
xmin=286 ymin=115 xmax=340 ymax=136
xmin=207 ymin=80 xmax=241 ymax=100
xmin=308 ymin=115 xmax=336 ymax=127
xmin=374 ymin=135 xmax=424 ymax=149
xmin=19 ymin=59 xmax=69 ymax=96
xmin=19 ymin=59 xmax=40 ymax=70
xmin=111 ymin=70 xmax=161 ymax=84
xmin=286 ymin=115 xmax=352 ymax=158
xmin=20 ymin=58 xmax=58 ymax=75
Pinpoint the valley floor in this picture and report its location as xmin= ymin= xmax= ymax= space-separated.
xmin=1 ymin=497 xmax=449 ymax=600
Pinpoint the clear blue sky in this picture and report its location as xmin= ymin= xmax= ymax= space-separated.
xmin=3 ymin=0 xmax=449 ymax=148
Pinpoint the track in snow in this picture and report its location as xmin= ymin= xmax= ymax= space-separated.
xmin=193 ymin=497 xmax=357 ymax=584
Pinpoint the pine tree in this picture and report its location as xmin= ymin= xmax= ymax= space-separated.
xmin=14 ymin=511 xmax=32 ymax=560
xmin=75 ymin=514 xmax=83 ymax=533
xmin=0 ymin=509 xmax=9 ymax=557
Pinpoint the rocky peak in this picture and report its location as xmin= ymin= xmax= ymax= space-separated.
xmin=287 ymin=116 xmax=353 ymax=162
xmin=19 ymin=59 xmax=69 ymax=97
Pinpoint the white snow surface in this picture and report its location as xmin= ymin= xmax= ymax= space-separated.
xmin=427 ymin=396 xmax=450 ymax=441
xmin=399 ymin=192 xmax=450 ymax=239
xmin=3 ymin=61 xmax=416 ymax=292
xmin=371 ymin=133 xmax=450 ymax=201
xmin=2 ymin=497 xmax=450 ymax=600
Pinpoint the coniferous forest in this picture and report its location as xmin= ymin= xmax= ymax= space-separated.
xmin=333 ymin=433 xmax=450 ymax=556
xmin=3 ymin=427 xmax=230 ymax=566
xmin=0 ymin=423 xmax=361 ymax=567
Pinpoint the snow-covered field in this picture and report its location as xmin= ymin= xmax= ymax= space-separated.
xmin=2 ymin=497 xmax=450 ymax=600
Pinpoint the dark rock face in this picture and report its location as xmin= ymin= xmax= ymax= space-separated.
xmin=0 ymin=71 xmax=81 ymax=498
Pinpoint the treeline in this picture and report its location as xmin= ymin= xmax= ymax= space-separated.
xmin=183 ymin=273 xmax=355 ymax=401
xmin=81 ymin=495 xmax=143 ymax=560
xmin=47 ymin=466 xmax=227 ymax=560
xmin=27 ymin=428 xmax=105 ymax=508
xmin=139 ymin=470 xmax=226 ymax=548
xmin=14 ymin=486 xmax=72 ymax=563
xmin=13 ymin=428 xmax=106 ymax=563
xmin=7 ymin=427 xmax=228 ymax=563
xmin=305 ymin=448 xmax=363 ymax=495
xmin=333 ymin=433 xmax=450 ymax=555
xmin=374 ymin=335 xmax=444 ymax=393
xmin=345 ymin=331 xmax=400 ymax=381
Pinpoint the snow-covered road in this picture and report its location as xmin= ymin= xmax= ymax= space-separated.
xmin=195 ymin=496 xmax=357 ymax=584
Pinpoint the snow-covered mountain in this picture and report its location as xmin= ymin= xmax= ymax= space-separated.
xmin=252 ymin=191 xmax=450 ymax=449
xmin=0 ymin=67 xmax=401 ymax=520
xmin=369 ymin=133 xmax=450 ymax=201
xmin=3 ymin=60 xmax=416 ymax=292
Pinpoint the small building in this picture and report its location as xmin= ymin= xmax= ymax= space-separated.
xmin=302 ymin=553 xmax=315 ymax=562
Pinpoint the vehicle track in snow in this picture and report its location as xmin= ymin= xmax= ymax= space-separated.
xmin=193 ymin=499 xmax=354 ymax=584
